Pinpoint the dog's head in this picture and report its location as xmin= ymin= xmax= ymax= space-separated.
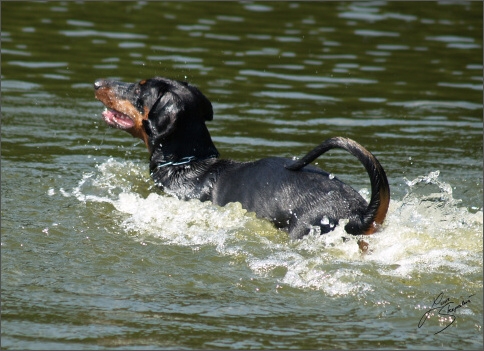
xmin=94 ymin=77 xmax=215 ymax=158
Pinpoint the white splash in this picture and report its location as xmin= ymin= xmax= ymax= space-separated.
xmin=66 ymin=159 xmax=483 ymax=294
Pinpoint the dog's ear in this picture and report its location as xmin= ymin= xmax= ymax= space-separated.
xmin=198 ymin=91 xmax=213 ymax=122
xmin=142 ymin=119 xmax=154 ymax=138
xmin=144 ymin=91 xmax=181 ymax=140
xmin=186 ymin=84 xmax=213 ymax=121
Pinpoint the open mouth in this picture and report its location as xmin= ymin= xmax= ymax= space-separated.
xmin=101 ymin=108 xmax=135 ymax=130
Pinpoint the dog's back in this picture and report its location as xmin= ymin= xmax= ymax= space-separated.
xmin=211 ymin=157 xmax=369 ymax=239
xmin=95 ymin=77 xmax=389 ymax=239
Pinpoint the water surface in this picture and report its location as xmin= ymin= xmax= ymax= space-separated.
xmin=1 ymin=1 xmax=482 ymax=349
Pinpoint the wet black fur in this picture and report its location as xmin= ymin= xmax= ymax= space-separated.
xmin=95 ymin=77 xmax=389 ymax=239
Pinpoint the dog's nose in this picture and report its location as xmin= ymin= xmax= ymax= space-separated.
xmin=94 ymin=79 xmax=106 ymax=90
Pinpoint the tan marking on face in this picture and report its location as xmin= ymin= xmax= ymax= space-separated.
xmin=95 ymin=86 xmax=151 ymax=151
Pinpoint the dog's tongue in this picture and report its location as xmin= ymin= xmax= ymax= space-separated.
xmin=102 ymin=108 xmax=135 ymax=129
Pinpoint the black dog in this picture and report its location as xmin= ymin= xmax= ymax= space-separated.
xmin=94 ymin=77 xmax=390 ymax=240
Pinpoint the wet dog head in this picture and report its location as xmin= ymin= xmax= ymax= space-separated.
xmin=94 ymin=77 xmax=218 ymax=164
xmin=94 ymin=77 xmax=214 ymax=154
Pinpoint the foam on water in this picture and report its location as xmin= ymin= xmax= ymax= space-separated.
xmin=63 ymin=158 xmax=482 ymax=295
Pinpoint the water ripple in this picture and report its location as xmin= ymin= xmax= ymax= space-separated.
xmin=255 ymin=91 xmax=339 ymax=102
xmin=387 ymin=100 xmax=482 ymax=110
xmin=59 ymin=29 xmax=147 ymax=39
xmin=240 ymin=69 xmax=377 ymax=84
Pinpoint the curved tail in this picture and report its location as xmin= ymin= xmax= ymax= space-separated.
xmin=285 ymin=137 xmax=390 ymax=235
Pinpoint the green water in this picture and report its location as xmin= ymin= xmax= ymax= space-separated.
xmin=1 ymin=2 xmax=482 ymax=349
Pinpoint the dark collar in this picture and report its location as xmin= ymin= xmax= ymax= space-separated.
xmin=150 ymin=155 xmax=217 ymax=175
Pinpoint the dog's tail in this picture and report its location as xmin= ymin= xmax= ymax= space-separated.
xmin=285 ymin=136 xmax=390 ymax=235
